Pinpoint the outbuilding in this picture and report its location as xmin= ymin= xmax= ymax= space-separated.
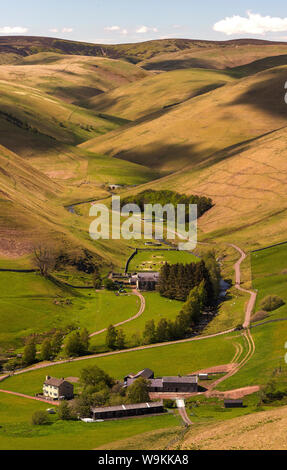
xmin=91 ymin=401 xmax=164 ymax=420
xmin=224 ymin=399 xmax=244 ymax=408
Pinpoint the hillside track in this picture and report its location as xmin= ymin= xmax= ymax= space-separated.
xmin=178 ymin=407 xmax=193 ymax=427
xmin=228 ymin=243 xmax=257 ymax=329
xmin=89 ymin=289 xmax=145 ymax=337
xmin=208 ymin=244 xmax=257 ymax=393
xmin=0 ymin=388 xmax=59 ymax=406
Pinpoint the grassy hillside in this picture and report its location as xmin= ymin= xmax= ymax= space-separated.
xmin=81 ymin=66 xmax=287 ymax=173
xmin=251 ymin=243 xmax=287 ymax=322
xmin=0 ymin=53 xmax=149 ymax=104
xmin=0 ymin=271 xmax=139 ymax=348
xmin=0 ymin=79 xmax=122 ymax=156
xmin=1 ymin=36 xmax=287 ymax=70
xmin=80 ymin=66 xmax=287 ymax=249
xmin=82 ymin=68 xmax=235 ymax=120
xmin=141 ymin=42 xmax=287 ymax=71
xmin=142 ymin=126 xmax=287 ymax=250
xmin=0 ymin=144 xmax=146 ymax=270
xmin=0 ymin=392 xmax=179 ymax=450
xmin=179 ymin=405 xmax=287 ymax=450
xmin=90 ymin=292 xmax=184 ymax=349
xmin=1 ymin=330 xmax=241 ymax=395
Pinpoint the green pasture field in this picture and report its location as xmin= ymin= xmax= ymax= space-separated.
xmin=217 ymin=320 xmax=287 ymax=391
xmin=1 ymin=331 xmax=243 ymax=396
xmin=0 ymin=392 xmax=180 ymax=450
xmin=90 ymin=292 xmax=183 ymax=349
xmin=128 ymin=249 xmax=200 ymax=272
xmin=203 ymin=287 xmax=248 ymax=335
xmin=251 ymin=244 xmax=287 ymax=321
xmin=217 ymin=244 xmax=287 ymax=391
xmin=0 ymin=272 xmax=138 ymax=349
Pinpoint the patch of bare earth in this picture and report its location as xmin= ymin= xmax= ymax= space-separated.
xmin=0 ymin=236 xmax=32 ymax=258
xmin=65 ymin=377 xmax=79 ymax=383
xmin=45 ymin=170 xmax=76 ymax=180
xmin=191 ymin=364 xmax=237 ymax=375
xmin=209 ymin=386 xmax=260 ymax=399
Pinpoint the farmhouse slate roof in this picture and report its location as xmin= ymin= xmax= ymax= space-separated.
xmin=162 ymin=376 xmax=198 ymax=384
xmin=137 ymin=272 xmax=159 ymax=281
xmin=133 ymin=368 xmax=154 ymax=379
xmin=44 ymin=377 xmax=68 ymax=387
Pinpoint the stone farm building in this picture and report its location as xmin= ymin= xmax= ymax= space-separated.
xmin=43 ymin=376 xmax=74 ymax=400
xmin=91 ymin=401 xmax=164 ymax=420
xmin=124 ymin=368 xmax=154 ymax=383
xmin=132 ymin=272 xmax=160 ymax=291
xmin=125 ymin=369 xmax=198 ymax=394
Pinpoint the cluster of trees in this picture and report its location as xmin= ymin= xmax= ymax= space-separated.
xmin=202 ymin=251 xmax=221 ymax=300
xmin=158 ymin=260 xmax=214 ymax=303
xmin=31 ymin=364 xmax=152 ymax=424
xmin=73 ymin=365 xmax=150 ymax=418
xmin=33 ymin=244 xmax=102 ymax=281
xmin=258 ymin=369 xmax=287 ymax=405
xmin=63 ymin=328 xmax=90 ymax=357
xmin=105 ymin=325 xmax=126 ymax=350
xmin=259 ymin=295 xmax=285 ymax=312
xmin=121 ymin=189 xmax=213 ymax=220
xmin=143 ymin=282 xmax=207 ymax=344
xmin=4 ymin=327 xmax=91 ymax=372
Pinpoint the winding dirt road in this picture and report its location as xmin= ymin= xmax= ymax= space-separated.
xmin=89 ymin=289 xmax=145 ymax=337
xmin=207 ymin=244 xmax=257 ymax=392
xmin=229 ymin=244 xmax=257 ymax=329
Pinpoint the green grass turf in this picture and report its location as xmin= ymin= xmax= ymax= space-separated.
xmin=217 ymin=244 xmax=287 ymax=390
xmin=0 ymin=392 xmax=180 ymax=450
xmin=251 ymin=244 xmax=287 ymax=321
xmin=1 ymin=331 xmax=241 ymax=396
xmin=185 ymin=392 xmax=262 ymax=424
xmin=0 ymin=272 xmax=138 ymax=348
xmin=218 ymin=320 xmax=287 ymax=391
xmin=90 ymin=292 xmax=183 ymax=349
xmin=87 ymin=152 xmax=159 ymax=186
xmin=203 ymin=287 xmax=248 ymax=335
xmin=128 ymin=249 xmax=200 ymax=272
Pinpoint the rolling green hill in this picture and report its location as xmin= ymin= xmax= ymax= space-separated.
xmin=82 ymin=68 xmax=236 ymax=120
xmin=0 ymin=52 xmax=149 ymax=104
xmin=81 ymin=65 xmax=287 ymax=173
xmin=0 ymin=79 xmax=123 ymax=157
xmin=1 ymin=36 xmax=287 ymax=70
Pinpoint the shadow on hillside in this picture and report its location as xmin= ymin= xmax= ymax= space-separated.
xmin=230 ymin=54 xmax=287 ymax=77
xmin=114 ymin=141 xmax=218 ymax=171
xmin=142 ymin=57 xmax=217 ymax=71
xmin=229 ymin=71 xmax=287 ymax=119
xmin=51 ymin=85 xmax=104 ymax=104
